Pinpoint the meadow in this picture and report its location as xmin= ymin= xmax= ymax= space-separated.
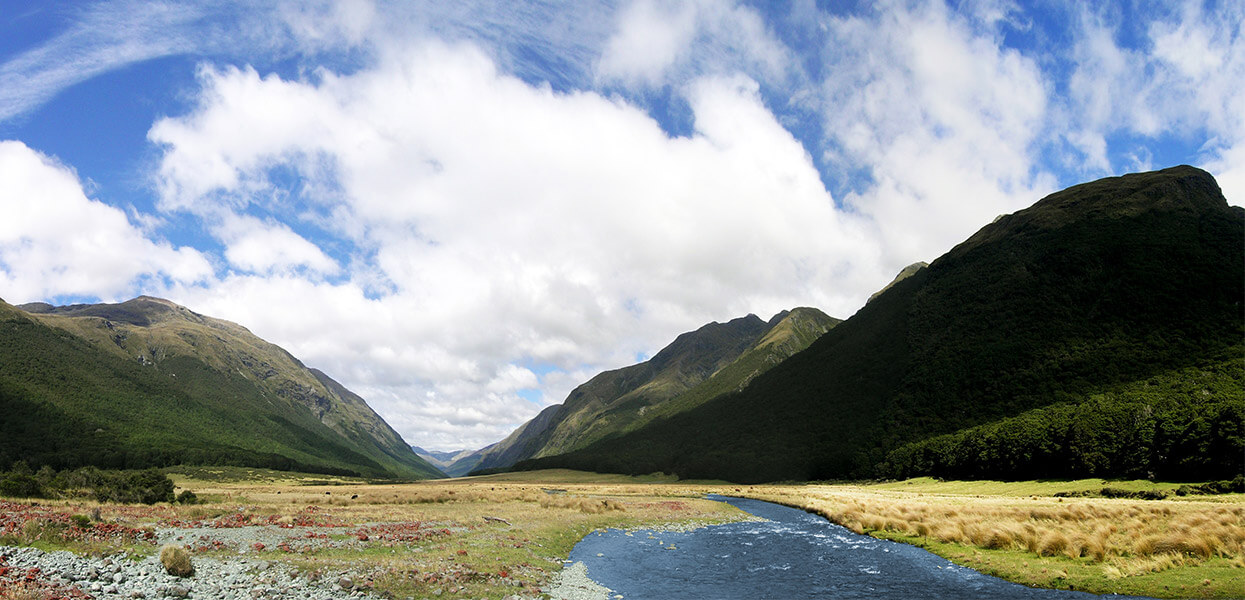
xmin=2 ymin=467 xmax=745 ymax=599
xmin=1 ymin=468 xmax=1242 ymax=599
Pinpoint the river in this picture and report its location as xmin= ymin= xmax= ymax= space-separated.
xmin=565 ymin=495 xmax=1152 ymax=599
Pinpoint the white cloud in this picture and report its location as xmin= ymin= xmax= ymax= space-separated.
xmin=0 ymin=140 xmax=212 ymax=303
xmin=818 ymin=0 xmax=1054 ymax=274
xmin=1063 ymin=2 xmax=1245 ymax=203
xmin=597 ymin=0 xmax=796 ymax=90
xmin=147 ymin=40 xmax=879 ymax=449
xmin=0 ymin=2 xmax=199 ymax=122
xmin=217 ymin=214 xmax=340 ymax=276
xmin=597 ymin=1 xmax=698 ymax=86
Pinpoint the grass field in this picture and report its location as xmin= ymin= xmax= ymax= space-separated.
xmin=2 ymin=469 xmax=1242 ymax=599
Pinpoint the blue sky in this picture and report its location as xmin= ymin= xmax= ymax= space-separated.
xmin=1 ymin=0 xmax=1241 ymax=451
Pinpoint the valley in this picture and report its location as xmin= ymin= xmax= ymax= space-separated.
xmin=1 ymin=165 xmax=1242 ymax=598
xmin=1 ymin=469 xmax=1241 ymax=599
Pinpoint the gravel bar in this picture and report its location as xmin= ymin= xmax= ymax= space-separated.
xmin=0 ymin=545 xmax=380 ymax=599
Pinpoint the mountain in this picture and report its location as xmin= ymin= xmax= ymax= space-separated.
xmin=471 ymin=307 xmax=840 ymax=473
xmin=867 ymin=262 xmax=927 ymax=303
xmin=0 ymin=296 xmax=444 ymax=479
xmin=411 ymin=445 xmax=494 ymax=477
xmin=515 ymin=165 xmax=1244 ymax=483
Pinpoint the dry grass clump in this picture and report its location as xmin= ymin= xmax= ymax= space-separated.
xmin=159 ymin=544 xmax=194 ymax=577
xmin=538 ymin=495 xmax=626 ymax=514
xmin=1036 ymin=531 xmax=1071 ymax=557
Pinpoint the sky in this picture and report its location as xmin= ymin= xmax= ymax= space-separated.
xmin=0 ymin=0 xmax=1241 ymax=452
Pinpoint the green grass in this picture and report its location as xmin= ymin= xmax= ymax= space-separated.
xmin=868 ymin=477 xmax=1193 ymax=497
xmin=879 ymin=533 xmax=1245 ymax=599
xmin=465 ymin=468 xmax=730 ymax=485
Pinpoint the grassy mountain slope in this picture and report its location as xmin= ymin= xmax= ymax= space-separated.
xmin=1 ymin=297 xmax=443 ymax=479
xmin=867 ymin=262 xmax=927 ymax=304
xmin=472 ymin=308 xmax=838 ymax=472
xmin=517 ymin=165 xmax=1244 ymax=483
xmin=612 ymin=307 xmax=841 ymax=437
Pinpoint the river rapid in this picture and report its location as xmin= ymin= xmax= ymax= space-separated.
xmin=562 ymin=495 xmax=1152 ymax=600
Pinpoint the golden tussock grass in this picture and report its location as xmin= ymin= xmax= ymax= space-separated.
xmin=745 ymin=483 xmax=1245 ymax=585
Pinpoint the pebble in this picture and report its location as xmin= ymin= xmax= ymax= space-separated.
xmin=544 ymin=562 xmax=612 ymax=600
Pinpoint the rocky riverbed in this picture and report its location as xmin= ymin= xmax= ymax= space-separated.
xmin=0 ymin=544 xmax=379 ymax=599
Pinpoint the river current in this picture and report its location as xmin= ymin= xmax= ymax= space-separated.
xmin=566 ymin=495 xmax=1152 ymax=599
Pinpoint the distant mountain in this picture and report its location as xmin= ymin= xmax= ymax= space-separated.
xmin=411 ymin=445 xmax=494 ymax=477
xmin=471 ymin=307 xmax=839 ymax=473
xmin=1 ymin=296 xmax=444 ymax=479
xmin=517 ymin=166 xmax=1244 ymax=483
xmin=411 ymin=447 xmax=463 ymax=464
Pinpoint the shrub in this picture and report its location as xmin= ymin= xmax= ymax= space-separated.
xmin=176 ymin=490 xmax=198 ymax=505
xmin=93 ymin=469 xmax=175 ymax=504
xmin=0 ymin=473 xmax=43 ymax=498
xmin=160 ymin=545 xmax=194 ymax=577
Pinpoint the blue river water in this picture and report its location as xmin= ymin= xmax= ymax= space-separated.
xmin=567 ymin=495 xmax=1152 ymax=600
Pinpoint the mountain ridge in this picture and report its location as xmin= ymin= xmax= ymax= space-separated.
xmin=514 ymin=165 xmax=1244 ymax=483
xmin=470 ymin=306 xmax=840 ymax=473
xmin=1 ymin=296 xmax=444 ymax=479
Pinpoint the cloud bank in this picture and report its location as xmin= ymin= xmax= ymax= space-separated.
xmin=0 ymin=0 xmax=1242 ymax=450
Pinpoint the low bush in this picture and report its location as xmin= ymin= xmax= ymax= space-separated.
xmin=1175 ymin=475 xmax=1245 ymax=496
xmin=0 ymin=474 xmax=42 ymax=498
xmin=0 ymin=465 xmax=176 ymax=504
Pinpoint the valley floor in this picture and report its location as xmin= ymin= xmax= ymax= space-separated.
xmin=1 ymin=469 xmax=1241 ymax=599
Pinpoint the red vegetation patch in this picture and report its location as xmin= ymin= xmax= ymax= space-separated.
xmin=350 ymin=522 xmax=452 ymax=545
xmin=161 ymin=506 xmax=349 ymax=530
xmin=0 ymin=501 xmax=156 ymax=544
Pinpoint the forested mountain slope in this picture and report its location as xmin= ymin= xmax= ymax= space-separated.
xmin=471 ymin=308 xmax=839 ymax=472
xmin=516 ymin=166 xmax=1244 ymax=483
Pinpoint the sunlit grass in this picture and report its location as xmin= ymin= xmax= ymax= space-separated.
xmin=744 ymin=480 xmax=1245 ymax=599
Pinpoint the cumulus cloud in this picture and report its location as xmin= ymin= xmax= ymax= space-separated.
xmin=217 ymin=214 xmax=340 ymax=276
xmin=0 ymin=140 xmax=212 ymax=303
xmin=147 ymin=39 xmax=879 ymax=449
xmin=817 ymin=0 xmax=1055 ymax=270
xmin=597 ymin=0 xmax=796 ymax=90
xmin=1064 ymin=2 xmax=1245 ymax=201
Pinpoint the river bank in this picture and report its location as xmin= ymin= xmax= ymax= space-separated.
xmin=738 ymin=479 xmax=1245 ymax=599
xmin=0 ymin=468 xmax=747 ymax=599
